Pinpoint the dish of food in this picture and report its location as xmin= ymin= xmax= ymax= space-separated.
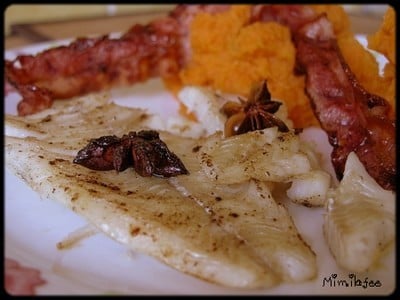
xmin=5 ymin=5 xmax=395 ymax=294
xmin=5 ymin=5 xmax=395 ymax=295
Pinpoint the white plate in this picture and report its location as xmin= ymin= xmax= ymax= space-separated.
xmin=4 ymin=37 xmax=395 ymax=296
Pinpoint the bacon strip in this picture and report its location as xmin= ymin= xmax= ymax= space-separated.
xmin=5 ymin=5 xmax=229 ymax=116
xmin=253 ymin=5 xmax=395 ymax=190
xmin=6 ymin=20 xmax=182 ymax=116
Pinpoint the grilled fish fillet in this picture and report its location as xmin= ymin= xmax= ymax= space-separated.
xmin=166 ymin=131 xmax=317 ymax=283
xmin=324 ymin=152 xmax=395 ymax=272
xmin=5 ymin=92 xmax=324 ymax=288
xmin=4 ymin=93 xmax=162 ymax=154
xmin=5 ymin=94 xmax=279 ymax=288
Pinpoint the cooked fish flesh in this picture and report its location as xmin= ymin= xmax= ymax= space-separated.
xmin=6 ymin=136 xmax=281 ymax=288
xmin=5 ymin=95 xmax=279 ymax=288
xmin=4 ymin=94 xmax=163 ymax=156
xmin=286 ymin=170 xmax=331 ymax=207
xmin=324 ymin=152 xmax=395 ymax=272
xmin=198 ymin=129 xmax=312 ymax=184
xmin=197 ymin=128 xmax=331 ymax=207
xmin=166 ymin=132 xmax=317 ymax=283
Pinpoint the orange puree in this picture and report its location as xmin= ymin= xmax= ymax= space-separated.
xmin=367 ymin=6 xmax=396 ymax=117
xmin=368 ymin=6 xmax=395 ymax=64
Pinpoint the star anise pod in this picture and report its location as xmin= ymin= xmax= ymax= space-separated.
xmin=221 ymin=80 xmax=289 ymax=137
xmin=73 ymin=130 xmax=189 ymax=178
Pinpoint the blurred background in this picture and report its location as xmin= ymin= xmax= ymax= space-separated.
xmin=4 ymin=4 xmax=174 ymax=35
xmin=4 ymin=4 xmax=390 ymax=49
xmin=4 ymin=5 xmax=173 ymax=44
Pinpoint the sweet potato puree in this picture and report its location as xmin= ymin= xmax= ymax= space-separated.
xmin=367 ymin=6 xmax=396 ymax=117
xmin=163 ymin=5 xmax=395 ymax=128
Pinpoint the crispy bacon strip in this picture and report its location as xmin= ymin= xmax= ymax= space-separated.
xmin=6 ymin=21 xmax=182 ymax=116
xmin=5 ymin=5 xmax=229 ymax=116
xmin=252 ymin=5 xmax=396 ymax=190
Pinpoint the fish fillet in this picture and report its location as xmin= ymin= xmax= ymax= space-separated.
xmin=165 ymin=133 xmax=317 ymax=283
xmin=5 ymin=93 xmax=321 ymax=288
xmin=5 ymin=94 xmax=279 ymax=288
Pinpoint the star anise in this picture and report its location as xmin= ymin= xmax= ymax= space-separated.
xmin=73 ymin=130 xmax=189 ymax=178
xmin=221 ymin=80 xmax=289 ymax=137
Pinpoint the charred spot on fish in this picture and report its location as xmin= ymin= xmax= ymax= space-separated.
xmin=120 ymin=207 xmax=128 ymax=212
xmin=88 ymin=188 xmax=98 ymax=194
xmin=301 ymin=199 xmax=313 ymax=208
xmin=277 ymin=135 xmax=286 ymax=142
xmin=211 ymin=242 xmax=218 ymax=252
xmin=71 ymin=193 xmax=79 ymax=202
xmin=139 ymin=113 xmax=149 ymax=121
xmin=49 ymin=158 xmax=68 ymax=166
xmin=73 ymin=130 xmax=189 ymax=178
xmin=206 ymin=160 xmax=213 ymax=167
xmin=229 ymin=212 xmax=239 ymax=218
xmin=40 ymin=115 xmax=52 ymax=122
xmin=215 ymin=196 xmax=222 ymax=201
xmin=221 ymin=80 xmax=289 ymax=137
xmin=84 ymin=177 xmax=121 ymax=191
xmin=192 ymin=145 xmax=202 ymax=153
xmin=130 ymin=226 xmax=141 ymax=236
